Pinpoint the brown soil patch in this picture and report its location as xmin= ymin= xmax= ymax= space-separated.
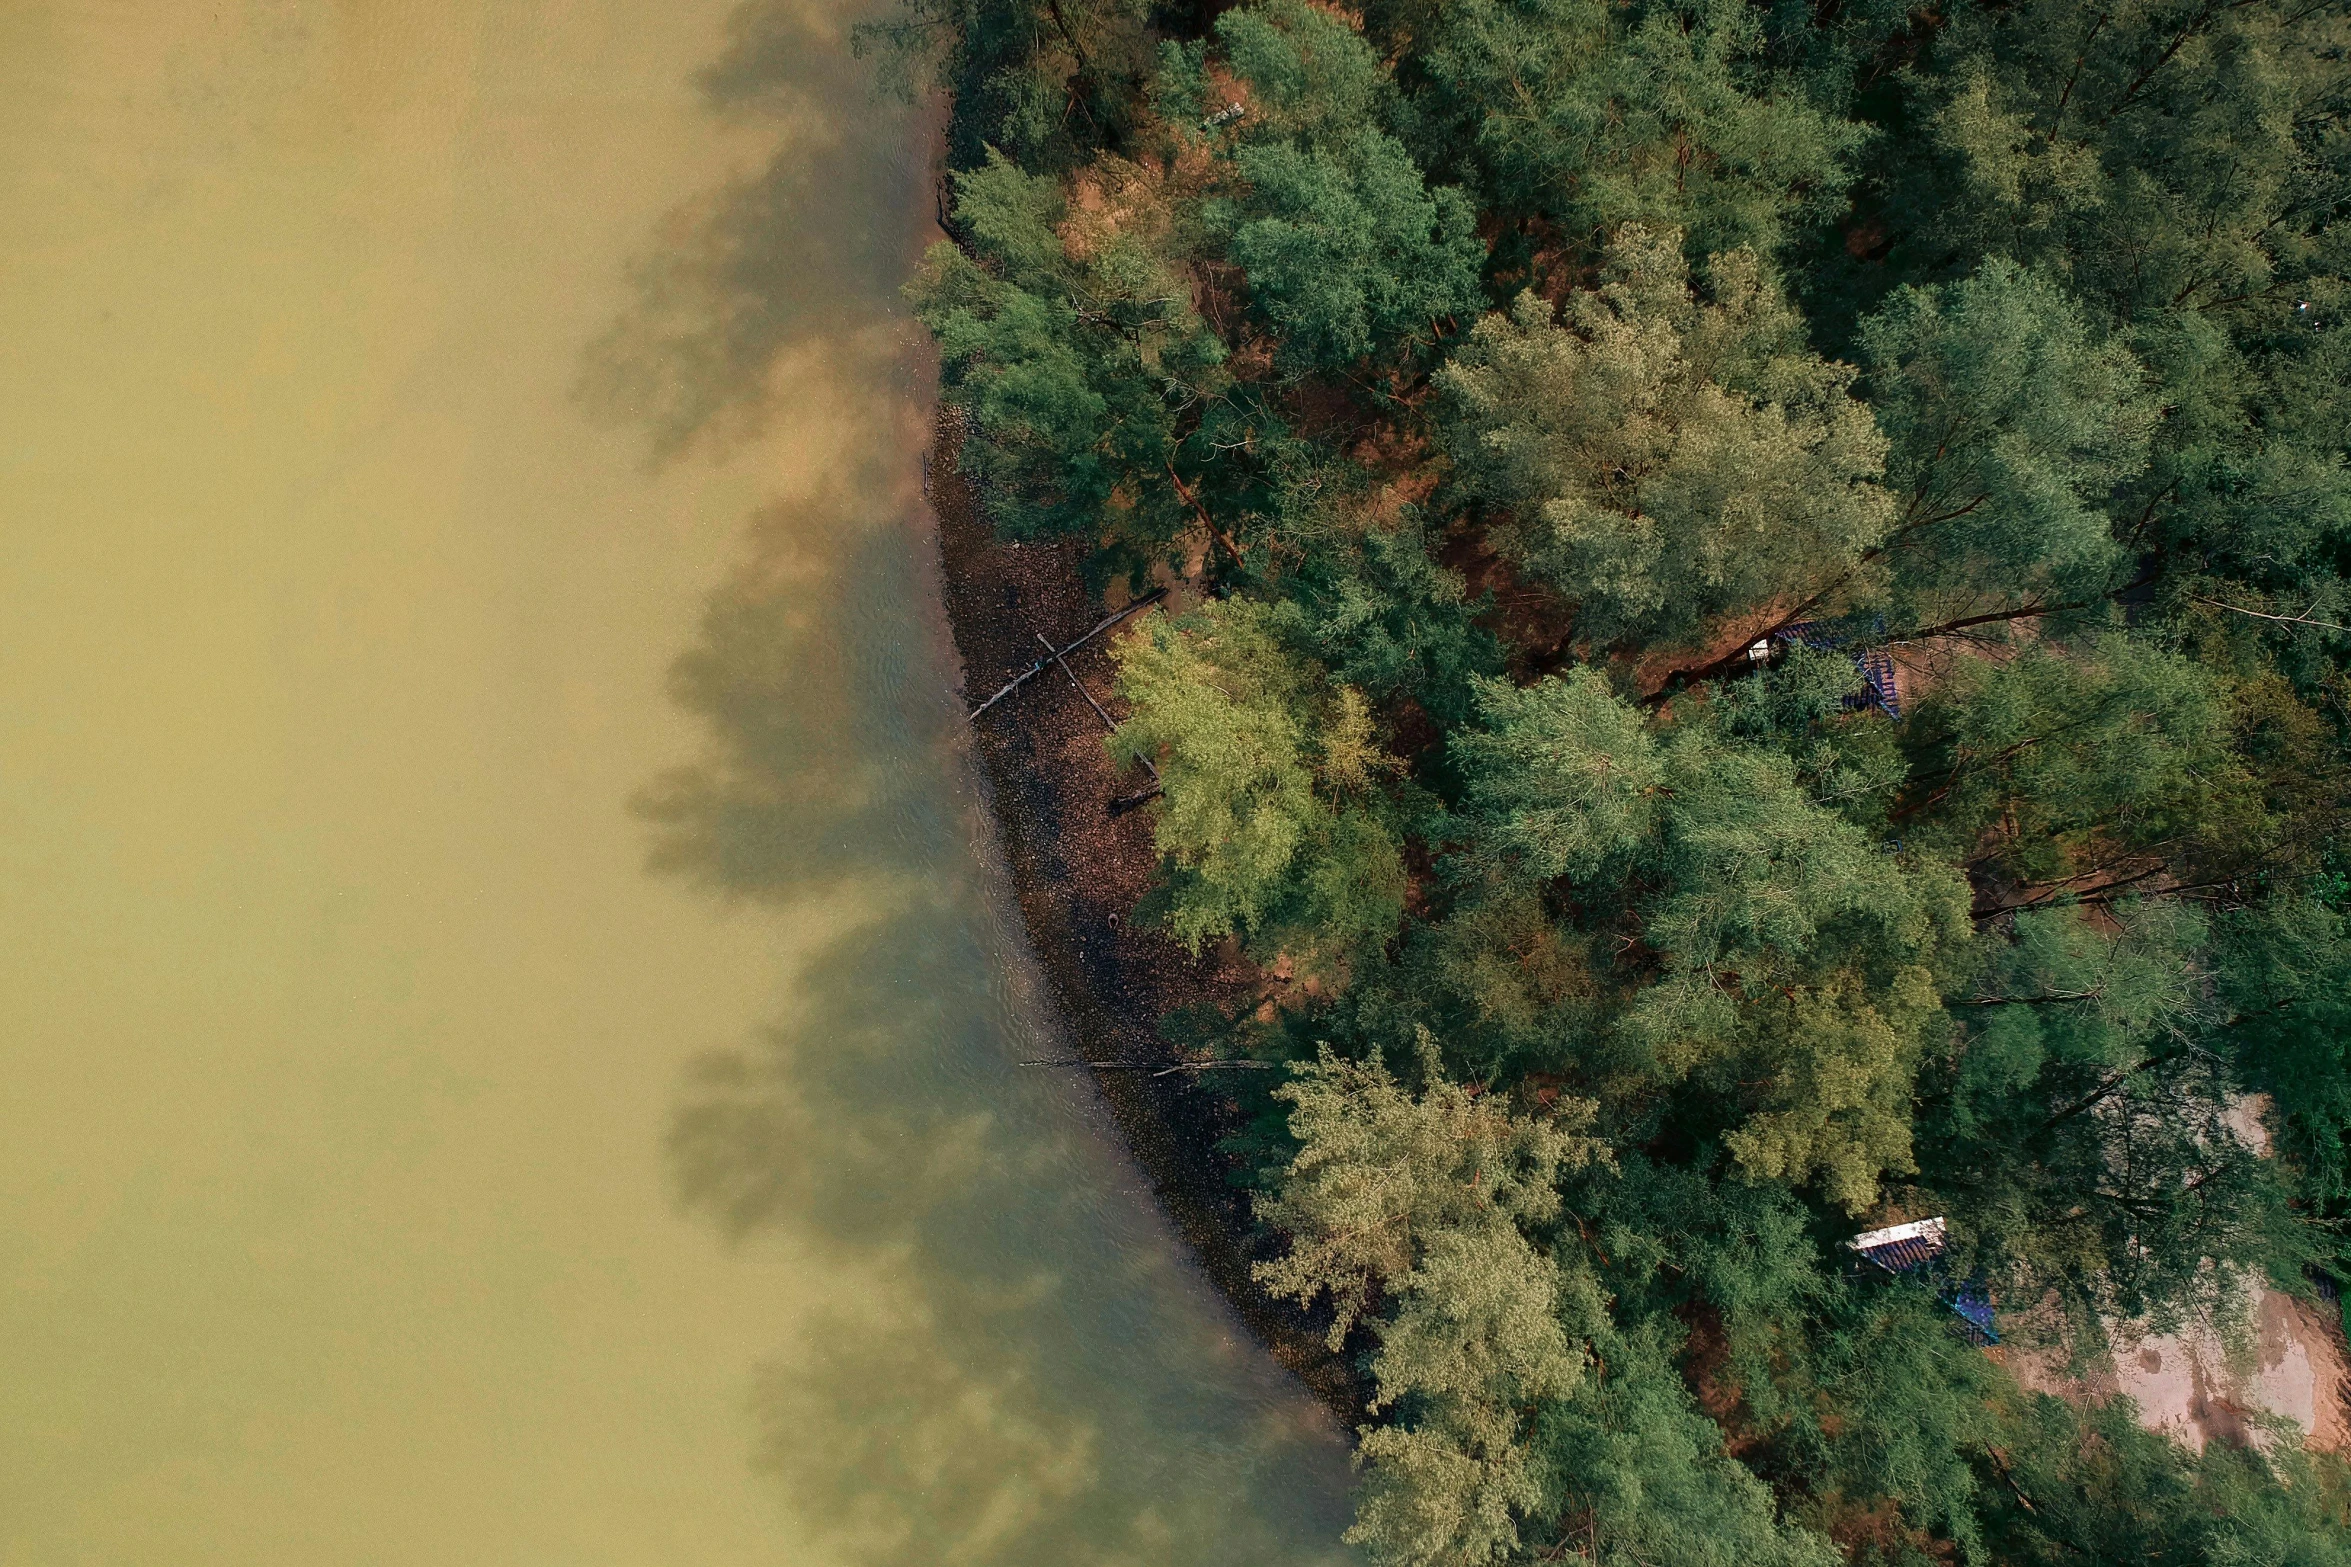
xmin=2000 ymin=1282 xmax=2351 ymax=1456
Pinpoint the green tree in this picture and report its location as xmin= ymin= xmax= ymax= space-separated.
xmin=1256 ymin=1040 xmax=1602 ymax=1566
xmin=1630 ymin=718 xmax=1970 ymax=1211
xmin=1898 ymin=634 xmax=2319 ymax=909
xmin=1164 ymin=0 xmax=1488 ymax=375
xmin=857 ymin=0 xmax=1160 ymax=170
xmin=1263 ymin=508 xmax=1504 ymax=727
xmin=1351 ymin=1226 xmax=1591 ymax=1567
xmin=1531 ymin=1325 xmax=1844 ymax=1567
xmin=1438 ymin=656 xmax=1970 ymax=1210
xmin=2219 ymin=891 xmax=2351 ymax=1282
xmin=1451 ymin=667 xmax=1661 ymax=885
xmin=1226 ymin=130 xmax=1486 ymax=374
xmin=1854 ymin=260 xmax=2159 ymax=635
xmin=1110 ymin=598 xmax=1410 ymax=966
xmin=1380 ymin=0 xmax=1864 ymax=265
xmin=1916 ymin=900 xmax=2291 ymax=1337
xmin=1979 ymin=1395 xmax=2351 ymax=1566
xmin=1440 ymin=226 xmax=1892 ymax=652
xmin=913 ymin=150 xmax=1230 ymax=563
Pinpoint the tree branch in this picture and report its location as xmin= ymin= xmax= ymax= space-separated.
xmin=1953 ymin=987 xmax=2108 ymax=1008
xmin=1168 ymin=462 xmax=1247 ymax=565
xmin=2037 ymin=1045 xmax=2191 ymax=1133
xmin=2193 ymin=596 xmax=2351 ymax=634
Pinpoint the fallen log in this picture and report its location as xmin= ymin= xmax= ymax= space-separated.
xmin=1017 ymin=1058 xmax=1276 ymax=1077
xmin=1108 ymin=783 xmax=1163 ymax=815
xmin=1036 ymin=630 xmax=1164 ymax=806
xmin=964 ymin=588 xmax=1168 ymax=721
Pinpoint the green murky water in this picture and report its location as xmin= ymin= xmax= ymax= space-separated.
xmin=0 ymin=3 xmax=1353 ymax=1561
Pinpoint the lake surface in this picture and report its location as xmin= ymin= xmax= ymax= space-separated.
xmin=0 ymin=3 xmax=1354 ymax=1561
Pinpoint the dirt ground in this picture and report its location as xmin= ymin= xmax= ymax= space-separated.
xmin=2001 ymin=1281 xmax=2351 ymax=1455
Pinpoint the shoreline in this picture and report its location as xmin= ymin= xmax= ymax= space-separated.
xmin=924 ymin=410 xmax=1364 ymax=1419
xmin=916 ymin=405 xmax=2351 ymax=1457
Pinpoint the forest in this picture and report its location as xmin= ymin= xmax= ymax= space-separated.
xmin=886 ymin=0 xmax=2351 ymax=1559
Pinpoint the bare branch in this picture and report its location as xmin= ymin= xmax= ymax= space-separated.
xmin=2192 ymin=596 xmax=2351 ymax=634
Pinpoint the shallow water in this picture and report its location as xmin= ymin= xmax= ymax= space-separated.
xmin=0 ymin=3 xmax=1354 ymax=1561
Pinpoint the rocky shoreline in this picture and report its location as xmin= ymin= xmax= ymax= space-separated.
xmin=927 ymin=411 xmax=1363 ymax=1417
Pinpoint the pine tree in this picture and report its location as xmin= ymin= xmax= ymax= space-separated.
xmin=1440 ymin=226 xmax=1892 ymax=651
xmin=1855 ymin=260 xmax=2159 ymax=635
xmin=1256 ymin=1040 xmax=1602 ymax=1566
xmin=1109 ymin=599 xmax=1411 ymax=966
xmin=1377 ymin=0 xmax=1864 ymax=265
xmin=900 ymin=0 xmax=2351 ymax=1554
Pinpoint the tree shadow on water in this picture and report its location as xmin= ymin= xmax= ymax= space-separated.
xmin=641 ymin=486 xmax=1355 ymax=1562
xmin=667 ymin=901 xmax=1356 ymax=1566
xmin=601 ymin=7 xmax=1357 ymax=1557
xmin=578 ymin=0 xmax=930 ymax=463
xmin=631 ymin=488 xmax=941 ymax=902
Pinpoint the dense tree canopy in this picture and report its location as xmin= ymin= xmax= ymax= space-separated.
xmin=897 ymin=0 xmax=2351 ymax=1559
xmin=1440 ymin=227 xmax=1894 ymax=650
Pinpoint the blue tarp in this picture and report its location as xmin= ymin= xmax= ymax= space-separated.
xmin=1774 ymin=619 xmax=1902 ymax=718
